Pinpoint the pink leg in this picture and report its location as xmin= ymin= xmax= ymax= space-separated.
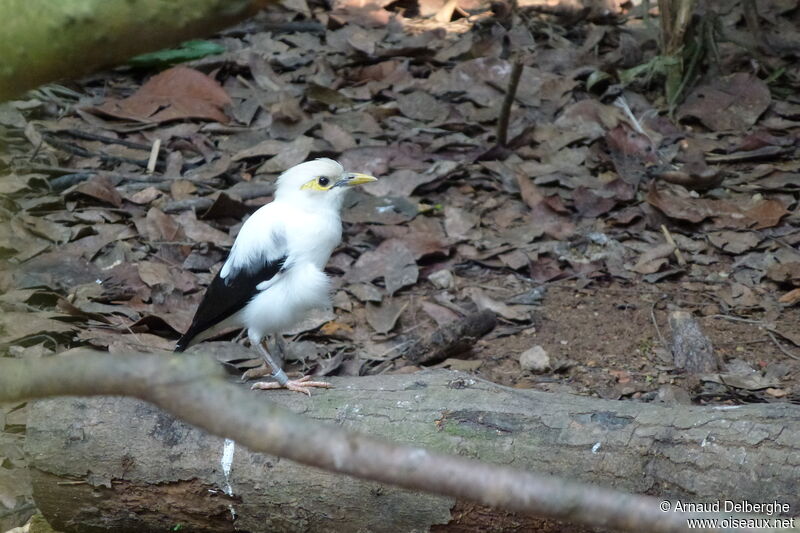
xmin=251 ymin=375 xmax=332 ymax=396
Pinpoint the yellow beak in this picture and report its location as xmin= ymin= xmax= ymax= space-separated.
xmin=337 ymin=172 xmax=377 ymax=187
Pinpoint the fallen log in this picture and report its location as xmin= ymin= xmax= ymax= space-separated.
xmin=25 ymin=370 xmax=799 ymax=532
xmin=0 ymin=0 xmax=271 ymax=101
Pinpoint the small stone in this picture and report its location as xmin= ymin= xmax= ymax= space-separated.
xmin=519 ymin=345 xmax=550 ymax=373
xmin=656 ymin=384 xmax=692 ymax=405
xmin=765 ymin=388 xmax=787 ymax=398
xmin=428 ymin=269 xmax=454 ymax=289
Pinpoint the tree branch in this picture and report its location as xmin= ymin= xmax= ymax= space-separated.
xmin=1 ymin=352 xmax=747 ymax=532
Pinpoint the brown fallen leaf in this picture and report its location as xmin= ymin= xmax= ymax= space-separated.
xmin=319 ymin=122 xmax=357 ymax=152
xmin=444 ymin=206 xmax=479 ymax=241
xmin=702 ymin=371 xmax=779 ymax=391
xmin=66 ymin=175 xmax=123 ymax=208
xmin=397 ymin=91 xmax=449 ymax=123
xmin=516 ymin=175 xmax=575 ymax=239
xmin=420 ymin=300 xmax=460 ymax=326
xmin=707 ymin=231 xmax=762 ymax=254
xmin=107 ymin=333 xmax=176 ymax=353
xmin=127 ymin=186 xmax=163 ymax=205
xmin=366 ymin=299 xmax=408 ymax=334
xmin=232 ymin=139 xmax=295 ymax=161
xmin=257 ymin=136 xmax=314 ymax=174
xmin=646 ymin=183 xmax=787 ymax=229
xmin=0 ymin=312 xmax=75 ymax=344
xmin=778 ymin=288 xmax=800 ymax=305
xmin=347 ymin=283 xmax=383 ymax=303
xmin=767 ymin=262 xmax=800 ymax=285
xmin=629 ymin=243 xmax=674 ymax=274
xmin=604 ymin=124 xmax=656 ymax=186
xmin=719 ymin=283 xmax=760 ymax=309
xmin=137 ymin=207 xmax=186 ymax=242
xmin=347 ymin=239 xmax=418 ymax=296
xmin=338 ymin=144 xmax=429 ymax=178
xmin=573 ymin=187 xmax=617 ymax=217
xmin=12 ymin=252 xmax=102 ymax=292
xmin=320 ymin=321 xmax=354 ymax=338
xmin=742 ymin=199 xmax=788 ymax=230
xmin=285 ymin=308 xmax=337 ymax=335
xmin=466 ymin=287 xmax=529 ymax=322
xmin=170 ymin=180 xmax=198 ymax=201
xmin=342 ymin=195 xmax=418 ymax=225
xmin=330 ymin=0 xmax=392 ymax=28
xmin=137 ymin=261 xmax=171 ymax=287
xmin=18 ymin=214 xmax=71 ymax=244
xmin=90 ymin=67 xmax=231 ymax=124
xmin=363 ymin=168 xmax=445 ymax=198
xmin=678 ymin=73 xmax=770 ymax=131
xmin=175 ymin=211 xmax=233 ymax=246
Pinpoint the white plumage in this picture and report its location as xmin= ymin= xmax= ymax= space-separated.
xmin=176 ymin=158 xmax=376 ymax=394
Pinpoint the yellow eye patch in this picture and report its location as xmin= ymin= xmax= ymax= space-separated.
xmin=300 ymin=176 xmax=334 ymax=191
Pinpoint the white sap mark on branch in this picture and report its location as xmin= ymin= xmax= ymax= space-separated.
xmin=713 ymin=405 xmax=741 ymax=410
xmin=591 ymin=442 xmax=601 ymax=454
xmin=408 ymin=448 xmax=428 ymax=462
xmin=221 ymin=438 xmax=237 ymax=519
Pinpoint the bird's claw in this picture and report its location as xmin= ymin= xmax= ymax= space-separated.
xmin=251 ymin=375 xmax=332 ymax=396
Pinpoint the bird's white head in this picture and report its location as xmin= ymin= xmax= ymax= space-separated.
xmin=274 ymin=158 xmax=377 ymax=210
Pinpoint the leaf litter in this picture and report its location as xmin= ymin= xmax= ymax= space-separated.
xmin=2 ymin=0 xmax=800 ymax=520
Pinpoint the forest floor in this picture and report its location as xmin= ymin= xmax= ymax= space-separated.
xmin=1 ymin=0 xmax=799 ymax=530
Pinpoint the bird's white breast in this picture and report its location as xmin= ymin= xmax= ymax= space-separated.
xmin=235 ymin=201 xmax=343 ymax=338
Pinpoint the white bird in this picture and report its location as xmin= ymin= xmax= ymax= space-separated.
xmin=175 ymin=158 xmax=376 ymax=394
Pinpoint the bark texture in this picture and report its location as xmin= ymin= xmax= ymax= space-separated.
xmin=25 ymin=371 xmax=800 ymax=532
xmin=403 ymin=310 xmax=497 ymax=365
xmin=0 ymin=0 xmax=271 ymax=100
xmin=669 ymin=310 xmax=719 ymax=373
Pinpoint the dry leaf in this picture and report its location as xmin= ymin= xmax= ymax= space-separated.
xmin=678 ymin=73 xmax=770 ymax=131
xmin=91 ymin=67 xmax=231 ymax=124
xmin=67 ymin=175 xmax=123 ymax=207
xmin=347 ymin=239 xmax=418 ymax=296
xmin=366 ymin=299 xmax=408 ymax=334
xmin=466 ymin=288 xmax=529 ymax=321
xmin=778 ymin=288 xmax=800 ymax=305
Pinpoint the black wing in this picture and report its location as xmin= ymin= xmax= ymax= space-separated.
xmin=175 ymin=256 xmax=286 ymax=352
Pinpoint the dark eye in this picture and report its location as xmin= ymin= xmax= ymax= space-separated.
xmin=318 ymin=176 xmax=330 ymax=187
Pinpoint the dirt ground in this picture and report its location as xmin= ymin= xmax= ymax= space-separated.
xmin=474 ymin=279 xmax=799 ymax=400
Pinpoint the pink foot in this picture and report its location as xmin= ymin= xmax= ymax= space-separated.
xmin=251 ymin=375 xmax=332 ymax=396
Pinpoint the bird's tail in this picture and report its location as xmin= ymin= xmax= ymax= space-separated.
xmin=174 ymin=332 xmax=193 ymax=352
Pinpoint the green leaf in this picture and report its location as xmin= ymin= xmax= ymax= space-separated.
xmin=128 ymin=40 xmax=225 ymax=69
xmin=618 ymin=55 xmax=679 ymax=85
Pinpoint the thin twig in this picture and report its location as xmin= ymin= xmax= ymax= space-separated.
xmin=766 ymin=330 xmax=800 ymax=361
xmin=660 ymin=224 xmax=687 ymax=266
xmin=57 ymin=128 xmax=153 ymax=150
xmin=146 ymin=138 xmax=161 ymax=175
xmin=496 ymin=58 xmax=524 ymax=146
xmin=707 ymin=314 xmax=762 ymax=324
xmin=650 ymin=294 xmax=668 ymax=352
xmin=708 ymin=315 xmax=800 ymax=360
